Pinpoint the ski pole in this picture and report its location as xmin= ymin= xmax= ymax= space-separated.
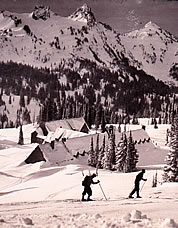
xmin=98 ymin=182 xmax=107 ymax=200
xmin=88 ymin=167 xmax=91 ymax=175
xmin=95 ymin=167 xmax=107 ymax=200
xmin=140 ymin=181 xmax=146 ymax=192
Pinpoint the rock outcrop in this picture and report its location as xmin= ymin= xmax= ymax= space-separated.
xmin=68 ymin=4 xmax=96 ymax=26
xmin=32 ymin=5 xmax=50 ymax=21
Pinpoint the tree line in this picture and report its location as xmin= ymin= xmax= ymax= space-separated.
xmin=88 ymin=126 xmax=139 ymax=172
xmin=0 ymin=60 xmax=177 ymax=128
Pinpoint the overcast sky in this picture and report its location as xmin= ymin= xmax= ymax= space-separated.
xmin=0 ymin=0 xmax=178 ymax=35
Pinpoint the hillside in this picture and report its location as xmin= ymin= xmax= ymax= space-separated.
xmin=122 ymin=21 xmax=178 ymax=82
xmin=0 ymin=121 xmax=177 ymax=227
xmin=0 ymin=4 xmax=178 ymax=82
xmin=0 ymin=4 xmax=177 ymax=127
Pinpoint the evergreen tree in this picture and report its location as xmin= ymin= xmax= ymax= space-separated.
xmin=0 ymin=113 xmax=8 ymax=129
xmin=163 ymin=114 xmax=178 ymax=182
xmin=97 ymin=135 xmax=106 ymax=169
xmin=15 ymin=109 xmax=22 ymax=128
xmin=56 ymin=101 xmax=63 ymax=120
xmin=9 ymin=95 xmax=12 ymax=104
xmin=101 ymin=110 xmax=106 ymax=133
xmin=23 ymin=107 xmax=31 ymax=124
xmin=118 ymin=124 xmax=121 ymax=133
xmin=103 ymin=144 xmax=111 ymax=170
xmin=83 ymin=103 xmax=88 ymax=123
xmin=132 ymin=115 xmax=139 ymax=124
xmin=95 ymin=134 xmax=100 ymax=166
xmin=158 ymin=115 xmax=162 ymax=124
xmin=166 ymin=128 xmax=169 ymax=145
xmin=154 ymin=171 xmax=158 ymax=187
xmin=88 ymin=137 xmax=96 ymax=167
xmin=95 ymin=104 xmax=102 ymax=130
xmin=111 ymin=132 xmax=116 ymax=165
xmin=126 ymin=131 xmax=139 ymax=172
xmin=18 ymin=124 xmax=24 ymax=145
xmin=154 ymin=118 xmax=158 ymax=129
xmin=38 ymin=86 xmax=46 ymax=102
xmin=103 ymin=132 xmax=115 ymax=170
xmin=152 ymin=171 xmax=158 ymax=187
xmin=110 ymin=111 xmax=116 ymax=124
xmin=115 ymin=134 xmax=127 ymax=172
xmin=87 ymin=105 xmax=92 ymax=129
xmin=19 ymin=89 xmax=25 ymax=107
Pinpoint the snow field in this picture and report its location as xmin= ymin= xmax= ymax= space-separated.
xmin=0 ymin=121 xmax=177 ymax=227
xmin=0 ymin=162 xmax=178 ymax=227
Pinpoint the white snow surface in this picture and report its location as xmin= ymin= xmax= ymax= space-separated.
xmin=0 ymin=121 xmax=178 ymax=227
xmin=0 ymin=8 xmax=177 ymax=82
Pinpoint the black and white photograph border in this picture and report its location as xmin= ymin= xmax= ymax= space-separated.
xmin=0 ymin=1 xmax=178 ymax=227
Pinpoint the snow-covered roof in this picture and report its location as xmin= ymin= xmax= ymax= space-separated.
xmin=44 ymin=128 xmax=87 ymax=143
xmin=65 ymin=132 xmax=107 ymax=155
xmin=45 ymin=120 xmax=70 ymax=132
xmin=126 ymin=129 xmax=149 ymax=141
xmin=45 ymin=117 xmax=89 ymax=132
xmin=40 ymin=142 xmax=73 ymax=165
xmin=66 ymin=117 xmax=89 ymax=131
xmin=0 ymin=143 xmax=39 ymax=169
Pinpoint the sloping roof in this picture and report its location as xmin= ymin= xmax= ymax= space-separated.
xmin=65 ymin=132 xmax=107 ymax=156
xmin=126 ymin=129 xmax=150 ymax=141
xmin=44 ymin=128 xmax=87 ymax=143
xmin=54 ymin=128 xmax=87 ymax=139
xmin=113 ymin=128 xmax=150 ymax=144
xmin=35 ymin=126 xmax=45 ymax=136
xmin=45 ymin=120 xmax=70 ymax=132
xmin=0 ymin=143 xmax=40 ymax=168
xmin=45 ymin=117 xmax=89 ymax=132
xmin=66 ymin=117 xmax=89 ymax=131
xmin=25 ymin=145 xmax=46 ymax=164
xmin=43 ymin=131 xmax=56 ymax=143
xmin=40 ymin=141 xmax=73 ymax=165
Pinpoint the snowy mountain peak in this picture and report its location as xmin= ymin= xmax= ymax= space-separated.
xmin=144 ymin=21 xmax=160 ymax=30
xmin=121 ymin=19 xmax=178 ymax=82
xmin=127 ymin=20 xmax=175 ymax=40
xmin=32 ymin=5 xmax=51 ymax=21
xmin=68 ymin=4 xmax=96 ymax=26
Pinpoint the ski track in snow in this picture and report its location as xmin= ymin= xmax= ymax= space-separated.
xmin=45 ymin=184 xmax=79 ymax=200
xmin=0 ymin=122 xmax=178 ymax=227
xmin=0 ymin=197 xmax=178 ymax=228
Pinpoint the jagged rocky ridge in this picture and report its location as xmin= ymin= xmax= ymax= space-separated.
xmin=32 ymin=5 xmax=51 ymax=20
xmin=0 ymin=5 xmax=176 ymax=128
xmin=0 ymin=4 xmax=178 ymax=82
xmin=68 ymin=4 xmax=96 ymax=26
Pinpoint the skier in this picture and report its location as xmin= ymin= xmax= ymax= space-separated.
xmin=82 ymin=173 xmax=100 ymax=201
xmin=129 ymin=169 xmax=147 ymax=198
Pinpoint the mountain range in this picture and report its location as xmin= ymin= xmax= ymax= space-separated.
xmin=1 ymin=0 xmax=178 ymax=37
xmin=0 ymin=4 xmax=178 ymax=83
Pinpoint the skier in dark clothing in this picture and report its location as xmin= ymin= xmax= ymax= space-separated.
xmin=82 ymin=173 xmax=100 ymax=201
xmin=129 ymin=169 xmax=147 ymax=198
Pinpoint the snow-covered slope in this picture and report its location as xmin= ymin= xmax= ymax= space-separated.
xmin=0 ymin=121 xmax=177 ymax=227
xmin=121 ymin=21 xmax=178 ymax=82
xmin=0 ymin=5 xmax=178 ymax=82
xmin=0 ymin=5 xmax=124 ymax=70
xmin=0 ymin=94 xmax=40 ymax=125
xmin=0 ymin=160 xmax=178 ymax=227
